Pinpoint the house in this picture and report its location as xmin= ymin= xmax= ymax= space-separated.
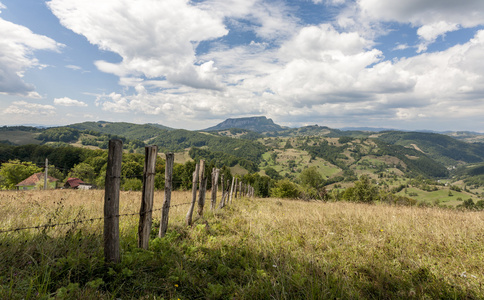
xmin=16 ymin=172 xmax=58 ymax=190
xmin=64 ymin=177 xmax=93 ymax=190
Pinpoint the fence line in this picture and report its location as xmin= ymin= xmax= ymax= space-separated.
xmin=1 ymin=140 xmax=256 ymax=264
xmin=0 ymin=201 xmax=193 ymax=234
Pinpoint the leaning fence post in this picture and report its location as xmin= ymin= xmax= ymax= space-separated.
xmin=159 ymin=153 xmax=174 ymax=238
xmin=229 ymin=177 xmax=235 ymax=204
xmin=138 ymin=145 xmax=158 ymax=249
xmin=211 ymin=168 xmax=219 ymax=210
xmin=104 ymin=139 xmax=123 ymax=264
xmin=197 ymin=160 xmax=206 ymax=217
xmin=186 ymin=162 xmax=200 ymax=226
xmin=234 ymin=177 xmax=238 ymax=199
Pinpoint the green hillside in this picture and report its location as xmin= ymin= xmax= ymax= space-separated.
xmin=68 ymin=121 xmax=173 ymax=142
xmin=376 ymin=131 xmax=484 ymax=166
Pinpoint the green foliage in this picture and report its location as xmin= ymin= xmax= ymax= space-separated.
xmin=189 ymin=147 xmax=259 ymax=173
xmin=0 ymin=160 xmax=42 ymax=189
xmin=271 ymin=179 xmax=300 ymax=199
xmin=264 ymin=166 xmax=282 ymax=180
xmin=122 ymin=178 xmax=143 ymax=191
xmin=38 ymin=127 xmax=80 ymax=143
xmin=300 ymin=166 xmax=323 ymax=189
xmin=342 ymin=175 xmax=379 ymax=203
xmin=68 ymin=162 xmax=96 ymax=183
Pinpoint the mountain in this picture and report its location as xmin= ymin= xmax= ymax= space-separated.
xmin=203 ymin=116 xmax=287 ymax=133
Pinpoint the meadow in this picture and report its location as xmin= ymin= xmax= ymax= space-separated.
xmin=1 ymin=190 xmax=483 ymax=299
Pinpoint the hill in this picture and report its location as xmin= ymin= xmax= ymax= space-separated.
xmin=376 ymin=131 xmax=484 ymax=166
xmin=67 ymin=121 xmax=173 ymax=142
xmin=204 ymin=116 xmax=287 ymax=132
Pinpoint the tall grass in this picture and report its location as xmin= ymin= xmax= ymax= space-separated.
xmin=1 ymin=190 xmax=483 ymax=299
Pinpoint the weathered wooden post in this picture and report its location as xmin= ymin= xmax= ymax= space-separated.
xmin=239 ymin=181 xmax=242 ymax=198
xmin=104 ymin=139 xmax=123 ymax=263
xmin=197 ymin=160 xmax=206 ymax=216
xmin=186 ymin=162 xmax=200 ymax=226
xmin=218 ymin=174 xmax=225 ymax=209
xmin=211 ymin=168 xmax=219 ymax=210
xmin=229 ymin=177 xmax=235 ymax=204
xmin=159 ymin=152 xmax=174 ymax=238
xmin=233 ymin=178 xmax=237 ymax=199
xmin=138 ymin=145 xmax=158 ymax=249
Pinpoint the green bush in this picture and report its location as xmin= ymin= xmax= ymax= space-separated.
xmin=270 ymin=179 xmax=300 ymax=199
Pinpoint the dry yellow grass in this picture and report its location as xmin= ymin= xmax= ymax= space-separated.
xmin=0 ymin=190 xmax=193 ymax=237
xmin=1 ymin=190 xmax=483 ymax=298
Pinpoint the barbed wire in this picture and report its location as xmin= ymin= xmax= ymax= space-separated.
xmin=0 ymin=201 xmax=193 ymax=234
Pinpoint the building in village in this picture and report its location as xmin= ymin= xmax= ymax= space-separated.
xmin=64 ymin=177 xmax=93 ymax=190
xmin=15 ymin=172 xmax=58 ymax=190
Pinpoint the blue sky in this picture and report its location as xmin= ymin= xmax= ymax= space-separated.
xmin=1 ymin=0 xmax=484 ymax=131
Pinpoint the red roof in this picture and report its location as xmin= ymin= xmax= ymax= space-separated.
xmin=16 ymin=172 xmax=58 ymax=187
xmin=65 ymin=177 xmax=86 ymax=188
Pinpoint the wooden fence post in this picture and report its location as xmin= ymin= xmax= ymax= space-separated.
xmin=186 ymin=162 xmax=200 ymax=226
xmin=138 ymin=145 xmax=158 ymax=249
xmin=104 ymin=139 xmax=123 ymax=264
xmin=239 ymin=181 xmax=242 ymax=198
xmin=229 ymin=177 xmax=235 ymax=204
xmin=234 ymin=177 xmax=238 ymax=199
xmin=211 ymin=168 xmax=219 ymax=210
xmin=159 ymin=153 xmax=174 ymax=238
xmin=197 ymin=160 xmax=206 ymax=216
xmin=218 ymin=174 xmax=225 ymax=209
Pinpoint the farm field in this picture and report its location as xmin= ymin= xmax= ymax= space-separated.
xmin=1 ymin=190 xmax=483 ymax=299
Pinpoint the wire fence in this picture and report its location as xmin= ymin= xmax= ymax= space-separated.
xmin=1 ymin=140 xmax=255 ymax=263
xmin=0 ymin=201 xmax=193 ymax=234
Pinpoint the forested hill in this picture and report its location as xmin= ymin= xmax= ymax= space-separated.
xmin=377 ymin=131 xmax=484 ymax=166
xmin=67 ymin=121 xmax=174 ymax=141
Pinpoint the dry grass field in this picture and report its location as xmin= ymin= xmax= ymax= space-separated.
xmin=1 ymin=190 xmax=484 ymax=299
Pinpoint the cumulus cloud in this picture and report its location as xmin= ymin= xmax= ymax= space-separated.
xmin=3 ymin=101 xmax=56 ymax=115
xmin=48 ymin=0 xmax=228 ymax=90
xmin=0 ymin=11 xmax=63 ymax=95
xmin=54 ymin=97 xmax=88 ymax=107
xmin=347 ymin=0 xmax=484 ymax=51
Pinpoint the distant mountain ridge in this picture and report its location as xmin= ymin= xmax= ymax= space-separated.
xmin=204 ymin=116 xmax=287 ymax=133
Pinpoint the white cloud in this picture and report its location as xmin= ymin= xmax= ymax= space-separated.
xmin=48 ymin=0 xmax=228 ymax=90
xmin=349 ymin=0 xmax=484 ymax=51
xmin=416 ymin=21 xmax=460 ymax=52
xmin=0 ymin=14 xmax=63 ymax=95
xmin=3 ymin=101 xmax=56 ymax=115
xmin=54 ymin=97 xmax=88 ymax=107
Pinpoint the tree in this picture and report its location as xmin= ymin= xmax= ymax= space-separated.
xmin=271 ymin=179 xmax=300 ymax=199
xmin=68 ymin=162 xmax=96 ymax=183
xmin=300 ymin=166 xmax=323 ymax=189
xmin=342 ymin=175 xmax=379 ymax=203
xmin=0 ymin=160 xmax=42 ymax=190
xmin=265 ymin=167 xmax=281 ymax=180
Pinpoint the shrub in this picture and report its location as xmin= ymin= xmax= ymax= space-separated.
xmin=270 ymin=179 xmax=300 ymax=199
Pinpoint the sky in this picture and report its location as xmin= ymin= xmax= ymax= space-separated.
xmin=1 ymin=0 xmax=484 ymax=132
